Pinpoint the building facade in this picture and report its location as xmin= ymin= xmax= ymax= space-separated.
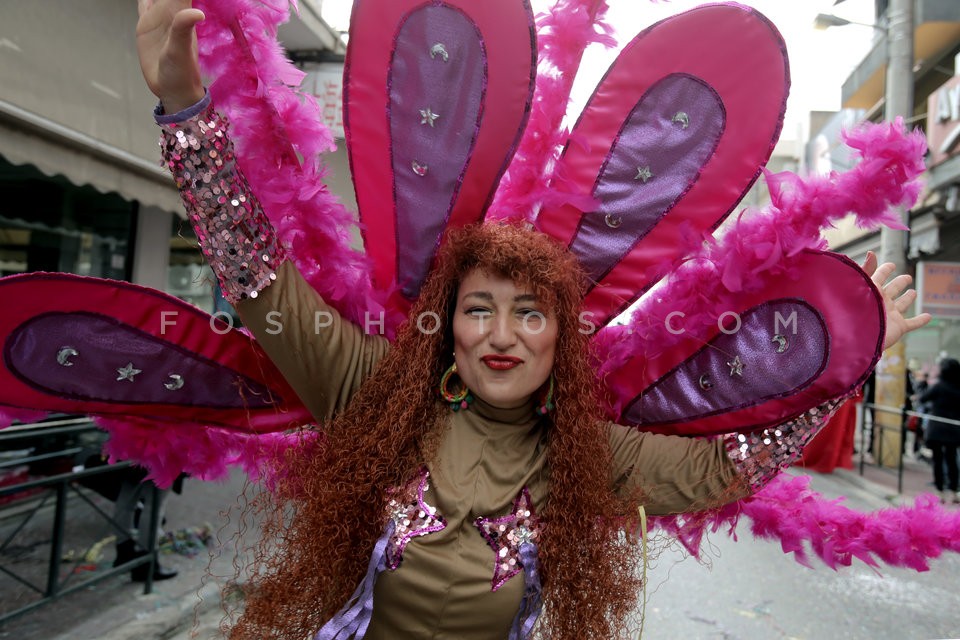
xmin=820 ymin=0 xmax=960 ymax=367
xmin=0 ymin=0 xmax=347 ymax=311
xmin=0 ymin=1 xmax=347 ymax=505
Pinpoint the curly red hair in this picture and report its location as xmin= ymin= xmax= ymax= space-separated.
xmin=231 ymin=223 xmax=644 ymax=639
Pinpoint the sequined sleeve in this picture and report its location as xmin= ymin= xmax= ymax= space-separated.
xmin=723 ymin=397 xmax=846 ymax=493
xmin=155 ymin=97 xmax=390 ymax=422
xmin=156 ymin=96 xmax=285 ymax=304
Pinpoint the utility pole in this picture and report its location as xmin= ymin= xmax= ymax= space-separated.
xmin=874 ymin=0 xmax=914 ymax=466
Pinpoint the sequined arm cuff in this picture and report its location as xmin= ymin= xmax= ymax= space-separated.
xmin=157 ymin=100 xmax=286 ymax=304
xmin=724 ymin=397 xmax=846 ymax=493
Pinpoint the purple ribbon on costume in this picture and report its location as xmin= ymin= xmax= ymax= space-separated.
xmin=509 ymin=542 xmax=542 ymax=640
xmin=315 ymin=520 xmax=396 ymax=640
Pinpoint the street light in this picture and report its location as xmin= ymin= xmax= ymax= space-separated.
xmin=812 ymin=13 xmax=884 ymax=33
xmin=813 ymin=13 xmax=853 ymax=29
xmin=813 ymin=3 xmax=914 ymax=265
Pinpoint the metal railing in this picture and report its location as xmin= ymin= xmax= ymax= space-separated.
xmin=857 ymin=401 xmax=960 ymax=494
xmin=0 ymin=419 xmax=161 ymax=624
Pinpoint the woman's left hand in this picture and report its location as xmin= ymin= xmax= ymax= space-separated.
xmin=862 ymin=251 xmax=932 ymax=350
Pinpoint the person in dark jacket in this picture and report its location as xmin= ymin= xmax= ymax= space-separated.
xmin=920 ymin=358 xmax=960 ymax=503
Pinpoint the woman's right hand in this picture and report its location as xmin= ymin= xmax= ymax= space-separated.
xmin=136 ymin=0 xmax=206 ymax=114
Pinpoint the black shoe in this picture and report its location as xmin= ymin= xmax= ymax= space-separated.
xmin=131 ymin=561 xmax=178 ymax=582
xmin=114 ymin=540 xmax=178 ymax=582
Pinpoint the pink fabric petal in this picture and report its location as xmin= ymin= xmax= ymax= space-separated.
xmin=596 ymin=119 xmax=927 ymax=383
xmin=488 ymin=0 xmax=615 ymax=222
xmin=192 ymin=0 xmax=387 ymax=331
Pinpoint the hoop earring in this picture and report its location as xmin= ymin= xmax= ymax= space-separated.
xmin=439 ymin=361 xmax=473 ymax=411
xmin=536 ymin=374 xmax=555 ymax=416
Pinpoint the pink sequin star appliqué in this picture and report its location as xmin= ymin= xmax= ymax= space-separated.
xmin=384 ymin=468 xmax=446 ymax=570
xmin=474 ymin=487 xmax=542 ymax=591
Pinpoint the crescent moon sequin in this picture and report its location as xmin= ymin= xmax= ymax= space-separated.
xmin=164 ymin=374 xmax=184 ymax=391
xmin=430 ymin=43 xmax=449 ymax=62
xmin=56 ymin=347 xmax=78 ymax=367
xmin=671 ymin=111 xmax=690 ymax=129
xmin=698 ymin=375 xmax=713 ymax=390
xmin=772 ymin=334 xmax=788 ymax=353
xmin=604 ymin=213 xmax=622 ymax=228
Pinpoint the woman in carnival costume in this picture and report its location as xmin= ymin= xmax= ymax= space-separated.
xmin=0 ymin=0 xmax=951 ymax=637
xmin=130 ymin=0 xmax=938 ymax=637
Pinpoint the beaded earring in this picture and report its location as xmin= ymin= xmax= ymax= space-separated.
xmin=439 ymin=360 xmax=473 ymax=411
xmin=535 ymin=374 xmax=555 ymax=416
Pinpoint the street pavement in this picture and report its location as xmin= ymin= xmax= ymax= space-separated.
xmin=0 ymin=468 xmax=253 ymax=640
xmin=0 ymin=456 xmax=956 ymax=640
xmin=641 ymin=462 xmax=960 ymax=640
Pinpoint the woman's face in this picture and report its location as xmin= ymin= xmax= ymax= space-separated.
xmin=452 ymin=269 xmax=558 ymax=409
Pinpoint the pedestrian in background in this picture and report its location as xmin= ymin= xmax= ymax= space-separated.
xmin=919 ymin=357 xmax=960 ymax=504
xmin=80 ymin=454 xmax=181 ymax=580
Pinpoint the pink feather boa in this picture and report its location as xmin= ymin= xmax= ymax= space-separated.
xmin=95 ymin=415 xmax=310 ymax=490
xmin=192 ymin=0 xmax=386 ymax=328
xmin=0 ymin=406 xmax=48 ymax=429
xmin=487 ymin=0 xmax=615 ymax=222
xmin=655 ymin=473 xmax=960 ymax=572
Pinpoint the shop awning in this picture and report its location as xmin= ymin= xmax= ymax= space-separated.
xmin=0 ymin=100 xmax=182 ymax=215
xmin=0 ymin=0 xmax=345 ymax=217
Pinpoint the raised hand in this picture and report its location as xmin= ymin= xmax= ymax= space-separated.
xmin=861 ymin=251 xmax=932 ymax=351
xmin=136 ymin=0 xmax=206 ymax=113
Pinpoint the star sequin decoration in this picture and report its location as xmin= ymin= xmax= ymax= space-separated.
xmin=475 ymin=487 xmax=541 ymax=591
xmin=116 ymin=362 xmax=141 ymax=382
xmin=384 ymin=468 xmax=446 ymax=570
xmin=420 ymin=108 xmax=440 ymax=127
xmin=727 ymin=355 xmax=745 ymax=377
xmin=634 ymin=165 xmax=653 ymax=183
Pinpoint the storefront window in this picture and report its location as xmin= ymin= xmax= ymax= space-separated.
xmin=168 ymin=216 xmax=215 ymax=312
xmin=0 ymin=156 xmax=137 ymax=503
xmin=168 ymin=217 xmax=239 ymax=323
xmin=0 ymin=157 xmax=132 ymax=279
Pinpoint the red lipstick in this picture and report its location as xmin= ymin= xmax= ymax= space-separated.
xmin=481 ymin=355 xmax=523 ymax=370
